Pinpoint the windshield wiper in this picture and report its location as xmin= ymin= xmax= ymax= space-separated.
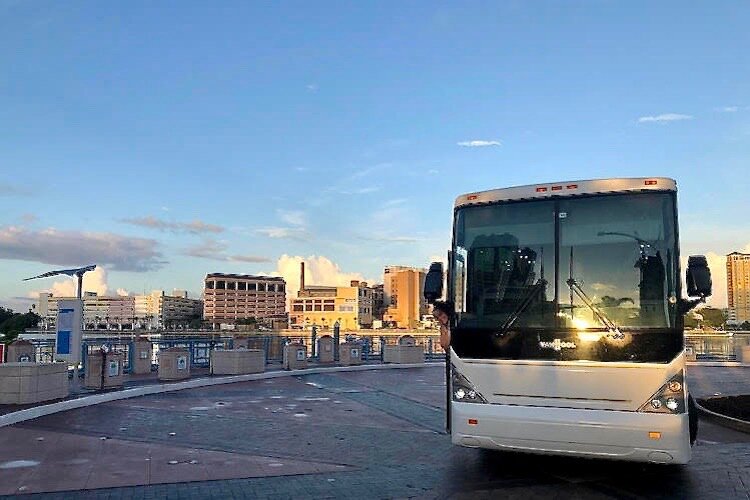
xmin=497 ymin=279 xmax=548 ymax=334
xmin=566 ymin=248 xmax=623 ymax=338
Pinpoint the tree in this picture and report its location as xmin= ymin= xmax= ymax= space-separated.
xmin=698 ymin=307 xmax=727 ymax=328
xmin=0 ymin=311 xmax=41 ymax=344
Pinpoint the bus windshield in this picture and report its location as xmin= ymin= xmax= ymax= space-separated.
xmin=450 ymin=191 xmax=682 ymax=362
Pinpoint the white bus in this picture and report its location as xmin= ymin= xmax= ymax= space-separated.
xmin=424 ymin=177 xmax=712 ymax=464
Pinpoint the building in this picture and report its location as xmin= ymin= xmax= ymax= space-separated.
xmin=372 ymin=284 xmax=385 ymax=320
xmin=727 ymin=252 xmax=750 ymax=324
xmin=39 ymin=292 xmax=135 ymax=330
xmin=383 ymin=266 xmax=426 ymax=329
xmin=134 ymin=290 xmax=203 ymax=329
xmin=289 ymin=263 xmax=374 ymax=330
xmin=203 ymin=273 xmax=286 ymax=328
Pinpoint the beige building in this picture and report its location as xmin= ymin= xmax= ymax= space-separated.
xmin=289 ymin=263 xmax=374 ymax=330
xmin=383 ymin=267 xmax=426 ymax=329
xmin=39 ymin=292 xmax=136 ymax=330
xmin=203 ymin=273 xmax=286 ymax=328
xmin=727 ymin=252 xmax=750 ymax=324
xmin=134 ymin=290 xmax=203 ymax=329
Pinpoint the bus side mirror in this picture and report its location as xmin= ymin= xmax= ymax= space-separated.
xmin=424 ymin=262 xmax=444 ymax=304
xmin=686 ymin=255 xmax=712 ymax=298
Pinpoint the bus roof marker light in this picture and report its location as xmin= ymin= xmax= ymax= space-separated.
xmin=566 ymin=184 xmax=578 ymax=189
xmin=645 ymin=179 xmax=658 ymax=186
xmin=536 ymin=187 xmax=548 ymax=192
xmin=467 ymin=195 xmax=479 ymax=200
xmin=468 ymin=419 xmax=478 ymax=425
xmin=649 ymin=432 xmax=661 ymax=440
xmin=551 ymin=185 xmax=563 ymax=191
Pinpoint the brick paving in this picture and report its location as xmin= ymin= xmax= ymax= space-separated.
xmin=0 ymin=365 xmax=748 ymax=499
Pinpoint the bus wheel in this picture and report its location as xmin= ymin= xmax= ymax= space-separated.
xmin=688 ymin=394 xmax=699 ymax=446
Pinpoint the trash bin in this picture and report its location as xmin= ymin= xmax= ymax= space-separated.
xmin=318 ymin=335 xmax=334 ymax=363
xmin=741 ymin=346 xmax=750 ymax=364
xmin=158 ymin=347 xmax=191 ymax=381
xmin=340 ymin=342 xmax=363 ymax=366
xmin=7 ymin=340 xmax=35 ymax=363
xmin=283 ymin=343 xmax=307 ymax=370
xmin=383 ymin=336 xmax=424 ymax=364
xmin=131 ymin=337 xmax=153 ymax=375
xmin=0 ymin=362 xmax=69 ymax=404
xmin=84 ymin=351 xmax=125 ymax=389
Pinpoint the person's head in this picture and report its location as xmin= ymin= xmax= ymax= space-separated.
xmin=431 ymin=300 xmax=453 ymax=326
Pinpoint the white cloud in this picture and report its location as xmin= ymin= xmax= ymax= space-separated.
xmin=306 ymin=84 xmax=318 ymax=92
xmin=265 ymin=255 xmax=375 ymax=305
xmin=637 ymin=113 xmax=693 ymax=123
xmin=277 ymin=210 xmax=306 ymax=227
xmin=116 ymin=288 xmax=130 ymax=296
xmin=255 ymin=227 xmax=308 ymax=240
xmin=30 ymin=266 xmax=111 ymax=298
xmin=0 ymin=226 xmax=164 ymax=272
xmin=715 ymin=106 xmax=738 ymax=113
xmin=457 ymin=140 xmax=502 ymax=147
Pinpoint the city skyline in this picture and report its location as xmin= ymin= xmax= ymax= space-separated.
xmin=2 ymin=2 xmax=749 ymax=310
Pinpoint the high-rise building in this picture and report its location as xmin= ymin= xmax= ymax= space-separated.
xmin=727 ymin=252 xmax=750 ymax=324
xmin=203 ymin=273 xmax=286 ymax=328
xmin=383 ymin=267 xmax=426 ymax=329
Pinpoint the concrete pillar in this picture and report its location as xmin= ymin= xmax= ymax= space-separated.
xmin=131 ymin=338 xmax=153 ymax=374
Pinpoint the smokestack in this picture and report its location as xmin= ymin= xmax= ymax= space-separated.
xmin=300 ymin=262 xmax=305 ymax=292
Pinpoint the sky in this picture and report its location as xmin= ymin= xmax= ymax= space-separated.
xmin=1 ymin=1 xmax=749 ymax=311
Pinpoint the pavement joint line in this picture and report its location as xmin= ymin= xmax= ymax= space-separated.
xmin=0 ymin=362 xmax=443 ymax=428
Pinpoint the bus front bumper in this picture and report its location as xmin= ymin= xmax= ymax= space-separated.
xmin=452 ymin=402 xmax=691 ymax=464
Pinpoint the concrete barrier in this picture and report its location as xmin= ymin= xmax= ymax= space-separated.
xmin=318 ymin=336 xmax=334 ymax=363
xmin=131 ymin=338 xmax=153 ymax=375
xmin=383 ymin=345 xmax=424 ymax=364
xmin=0 ymin=362 xmax=68 ymax=404
xmin=283 ymin=343 xmax=307 ymax=370
xmin=84 ymin=352 xmax=125 ymax=390
xmin=158 ymin=348 xmax=190 ymax=381
xmin=7 ymin=340 xmax=35 ymax=363
xmin=210 ymin=349 xmax=265 ymax=375
xmin=340 ymin=342 xmax=363 ymax=366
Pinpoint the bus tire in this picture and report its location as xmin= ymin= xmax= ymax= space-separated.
xmin=688 ymin=394 xmax=699 ymax=446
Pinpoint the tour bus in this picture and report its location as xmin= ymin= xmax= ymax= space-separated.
xmin=424 ymin=177 xmax=712 ymax=464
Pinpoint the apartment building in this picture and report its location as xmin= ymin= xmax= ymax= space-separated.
xmin=203 ymin=273 xmax=286 ymax=327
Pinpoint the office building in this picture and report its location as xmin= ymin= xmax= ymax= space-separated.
xmin=727 ymin=252 xmax=750 ymax=324
xmin=383 ymin=267 xmax=426 ymax=329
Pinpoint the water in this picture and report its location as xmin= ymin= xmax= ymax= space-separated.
xmin=685 ymin=333 xmax=750 ymax=360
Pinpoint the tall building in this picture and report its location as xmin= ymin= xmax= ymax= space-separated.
xmin=203 ymin=273 xmax=286 ymax=328
xmin=383 ymin=267 xmax=426 ymax=329
xmin=727 ymin=252 xmax=750 ymax=324
xmin=289 ymin=263 xmax=373 ymax=330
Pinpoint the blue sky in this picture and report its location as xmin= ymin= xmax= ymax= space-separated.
xmin=1 ymin=1 xmax=749 ymax=309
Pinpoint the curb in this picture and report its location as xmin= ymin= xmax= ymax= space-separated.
xmin=0 ymin=362 xmax=442 ymax=429
xmin=695 ymin=397 xmax=750 ymax=434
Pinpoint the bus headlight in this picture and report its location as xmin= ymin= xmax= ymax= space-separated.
xmin=638 ymin=372 xmax=686 ymax=414
xmin=451 ymin=365 xmax=488 ymax=404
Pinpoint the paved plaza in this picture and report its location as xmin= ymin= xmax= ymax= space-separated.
xmin=0 ymin=364 xmax=749 ymax=499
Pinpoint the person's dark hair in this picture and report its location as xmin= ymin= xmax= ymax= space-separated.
xmin=432 ymin=300 xmax=454 ymax=319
